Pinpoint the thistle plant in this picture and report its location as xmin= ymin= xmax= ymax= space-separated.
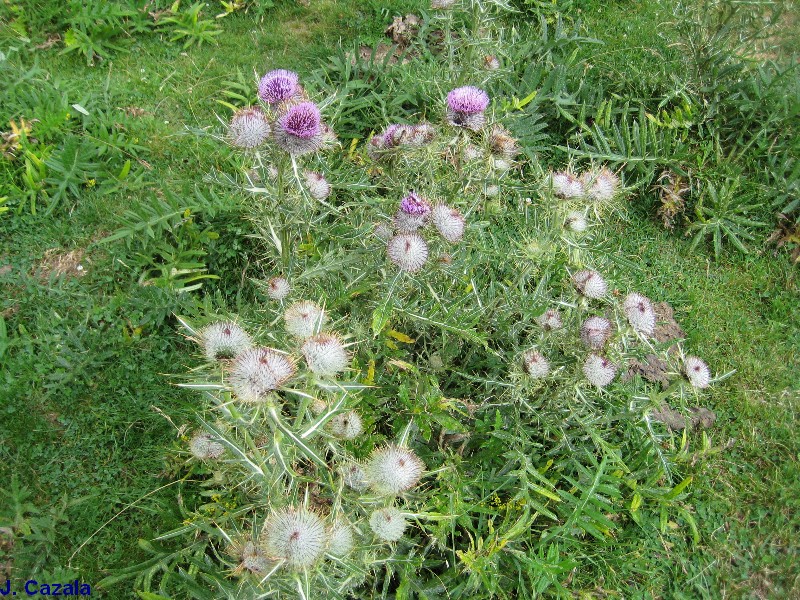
xmin=130 ymin=3 xmax=726 ymax=596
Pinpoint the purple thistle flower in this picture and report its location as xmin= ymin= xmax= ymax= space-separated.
xmin=258 ymin=69 xmax=300 ymax=105
xmin=400 ymin=191 xmax=431 ymax=216
xmin=447 ymin=86 xmax=490 ymax=114
xmin=446 ymin=87 xmax=490 ymax=131
xmin=395 ymin=191 xmax=432 ymax=232
xmin=274 ymin=102 xmax=324 ymax=155
xmin=384 ymin=124 xmax=412 ymax=147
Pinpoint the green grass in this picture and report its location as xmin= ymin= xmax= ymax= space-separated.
xmin=1 ymin=0 xmax=798 ymax=597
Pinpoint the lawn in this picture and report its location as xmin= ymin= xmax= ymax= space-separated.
xmin=1 ymin=0 xmax=798 ymax=597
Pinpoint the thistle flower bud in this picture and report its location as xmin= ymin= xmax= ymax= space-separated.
xmin=549 ymin=171 xmax=585 ymax=199
xmin=301 ymin=333 xmax=350 ymax=377
xmin=493 ymin=157 xmax=512 ymax=172
xmin=329 ymin=410 xmax=364 ymax=439
xmin=623 ymin=293 xmax=656 ymax=336
xmin=387 ymin=233 xmax=429 ymax=273
xmin=565 ymin=211 xmax=588 ymax=233
xmin=273 ymin=101 xmax=325 ymax=155
xmin=463 ymin=144 xmax=482 ymax=162
xmin=189 ymin=432 xmax=224 ymax=459
xmin=310 ymin=398 xmax=328 ymax=415
xmin=230 ymin=348 xmax=297 ymax=402
xmin=341 ymin=462 xmax=369 ymax=491
xmin=484 ymin=55 xmax=501 ymax=70
xmin=484 ymin=184 xmax=500 ymax=197
xmin=284 ymin=301 xmax=328 ymax=339
xmin=536 ymin=309 xmax=563 ymax=331
xmin=229 ymin=540 xmax=273 ymax=576
xmin=367 ymin=134 xmax=385 ymax=160
xmin=432 ymin=204 xmax=466 ymax=243
xmin=319 ymin=123 xmax=338 ymax=150
xmin=580 ymin=316 xmax=613 ymax=349
xmin=267 ymin=276 xmax=291 ymax=301
xmin=572 ymin=270 xmax=608 ymax=299
xmin=327 ymin=522 xmax=355 ymax=557
xmin=258 ymin=69 xmax=300 ymax=105
xmin=522 ymin=350 xmax=550 ymax=378
xmin=262 ymin=508 xmax=327 ymax=569
xmin=446 ymin=86 xmax=490 ymax=132
xmin=583 ymin=354 xmax=617 ymax=387
xmin=200 ymin=321 xmax=253 ymax=361
xmin=684 ymin=356 xmax=711 ymax=388
xmin=582 ymin=168 xmax=620 ymax=202
xmin=303 ymin=170 xmax=331 ymax=200
xmin=369 ymin=507 xmax=408 ymax=542
xmin=394 ymin=191 xmax=432 ymax=232
xmin=374 ymin=222 xmax=394 ymax=242
xmin=489 ymin=124 xmax=518 ymax=159
xmin=366 ymin=445 xmax=425 ymax=496
xmin=228 ymin=108 xmax=271 ymax=149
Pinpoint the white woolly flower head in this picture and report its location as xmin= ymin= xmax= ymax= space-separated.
xmin=262 ymin=508 xmax=327 ymax=569
xmin=583 ymin=354 xmax=617 ymax=387
xmin=301 ymin=333 xmax=350 ymax=377
xmin=284 ymin=301 xmax=328 ymax=339
xmin=623 ymin=293 xmax=656 ymax=336
xmin=580 ymin=316 xmax=613 ymax=350
xmin=366 ymin=445 xmax=425 ymax=496
xmin=572 ymin=270 xmax=608 ymax=299
xmin=463 ymin=144 xmax=482 ymax=162
xmin=522 ymin=350 xmax=550 ymax=379
xmin=189 ymin=432 xmax=224 ymax=459
xmin=536 ymin=309 xmax=563 ymax=331
xmin=582 ymin=167 xmax=620 ymax=202
xmin=432 ymin=204 xmax=466 ymax=243
xmin=327 ymin=522 xmax=356 ymax=557
xmin=228 ymin=107 xmax=271 ymax=149
xmin=549 ymin=171 xmax=585 ymax=199
xmin=340 ymin=461 xmax=369 ymax=492
xmin=303 ymin=170 xmax=331 ymax=200
xmin=369 ymin=507 xmax=408 ymax=542
xmin=329 ymin=410 xmax=364 ymax=439
xmin=387 ymin=233 xmax=429 ymax=273
xmin=229 ymin=347 xmax=297 ymax=402
xmin=565 ymin=211 xmax=588 ymax=233
xmin=684 ymin=356 xmax=711 ymax=389
xmin=200 ymin=321 xmax=252 ymax=361
xmin=267 ymin=276 xmax=291 ymax=301
xmin=493 ymin=157 xmax=512 ymax=172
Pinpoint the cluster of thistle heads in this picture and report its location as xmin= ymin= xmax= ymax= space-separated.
xmin=212 ymin=441 xmax=426 ymax=577
xmin=227 ymin=69 xmax=336 ymax=156
xmin=365 ymin=85 xmax=524 ymax=273
xmin=372 ymin=191 xmax=467 ymax=273
xmin=520 ymin=269 xmax=712 ymax=390
xmin=548 ymin=167 xmax=621 ymax=204
xmin=184 ymin=308 xmax=429 ymax=579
